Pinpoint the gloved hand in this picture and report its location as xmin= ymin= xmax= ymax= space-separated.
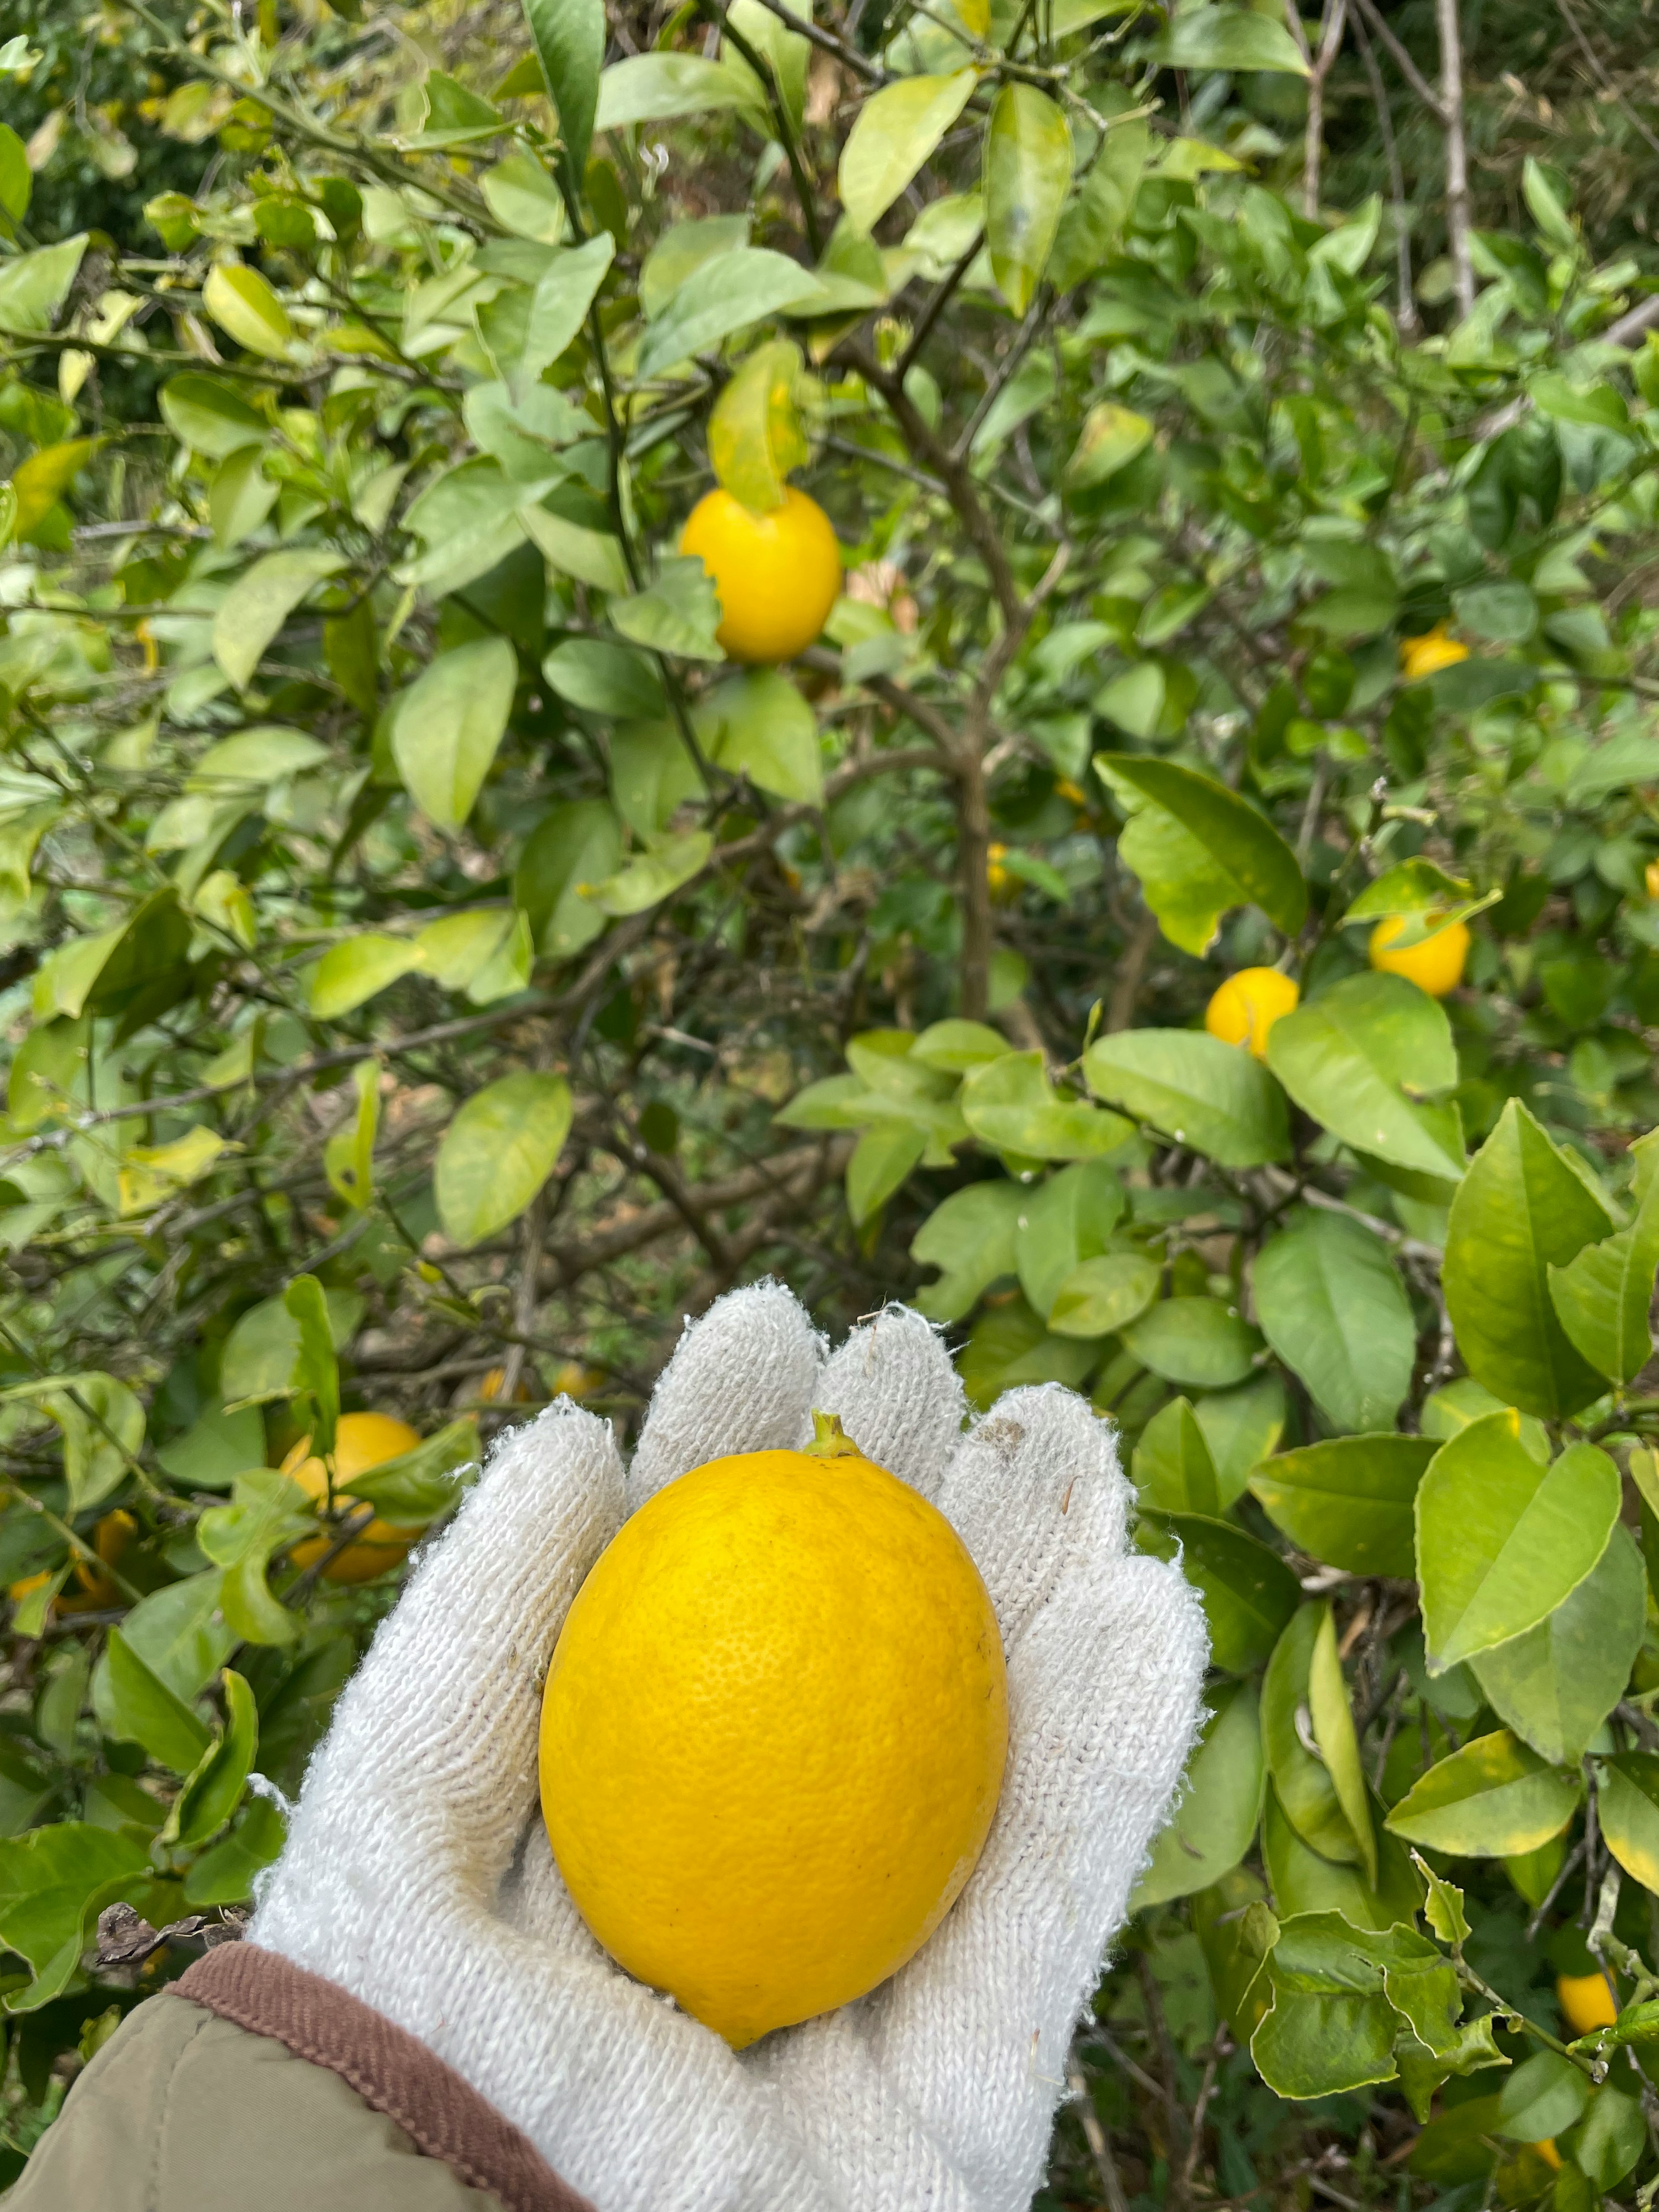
xmin=251 ymin=1285 xmax=1208 ymax=2212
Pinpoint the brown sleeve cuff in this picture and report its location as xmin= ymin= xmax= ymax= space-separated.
xmin=173 ymin=1942 xmax=594 ymax=2212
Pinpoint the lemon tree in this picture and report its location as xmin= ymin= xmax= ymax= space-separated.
xmin=3 ymin=0 xmax=1659 ymax=2198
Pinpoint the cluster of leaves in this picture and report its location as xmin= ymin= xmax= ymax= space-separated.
xmin=2 ymin=0 xmax=1659 ymax=2198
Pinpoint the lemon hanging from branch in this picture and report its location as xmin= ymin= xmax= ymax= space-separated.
xmin=682 ymin=340 xmax=841 ymax=664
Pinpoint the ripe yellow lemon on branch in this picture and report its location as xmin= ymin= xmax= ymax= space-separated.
xmin=540 ymin=1413 xmax=1008 ymax=2048
xmin=1399 ymin=624 xmax=1468 ymax=682
xmin=679 ymin=486 xmax=842 ymax=664
xmin=283 ymin=1410 xmax=424 ymax=1584
xmin=1368 ymin=913 xmax=1470 ymax=997
xmin=1557 ymin=1970 xmax=1619 ymax=2037
xmin=1205 ymin=968 xmax=1299 ymax=1059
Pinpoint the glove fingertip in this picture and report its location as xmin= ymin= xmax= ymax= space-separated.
xmin=810 ymin=1302 xmax=965 ymax=1500
xmin=628 ymin=1279 xmax=824 ymax=1510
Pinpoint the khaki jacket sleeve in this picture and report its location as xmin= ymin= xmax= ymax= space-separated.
xmin=3 ymin=1992 xmax=506 ymax=2212
xmin=2 ymin=1944 xmax=589 ymax=2212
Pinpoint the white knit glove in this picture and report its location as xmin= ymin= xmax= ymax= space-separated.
xmin=251 ymin=1285 xmax=1208 ymax=2212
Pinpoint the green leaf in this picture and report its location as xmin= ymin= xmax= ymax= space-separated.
xmin=1496 ymin=2050 xmax=1589 ymax=2143
xmin=1341 ymin=858 xmax=1475 ymax=928
xmin=515 ymin=798 xmax=623 ymax=958
xmin=839 ymin=71 xmax=980 ymax=234
xmin=284 ymin=1275 xmax=339 ymax=1461
xmin=1084 ymin=1030 xmax=1289 ymax=1168
xmin=983 ymin=84 xmax=1071 ymax=315
xmin=582 ymin=829 xmax=713 ymax=915
xmin=912 ymin=1019 xmax=1010 ymax=1074
xmin=391 ymin=638 xmax=517 ymax=832
xmin=0 ymin=1824 xmax=153 ymax=2013
xmin=1263 ymin=1603 xmax=1366 ymax=1868
xmin=961 ymin=1051 xmax=1132 ymax=1162
xmin=1133 ymin=1680 xmax=1264 ymax=1907
xmin=0 ymin=235 xmax=86 ymax=335
xmin=1262 ymin=1789 xmax=1423 ymax=1931
xmin=521 ymin=0 xmax=605 ymax=175
xmin=595 ymin=53 xmax=757 ymax=132
xmin=693 ymin=669 xmax=823 ymax=804
xmin=610 ymin=556 xmax=724 ymax=660
xmin=202 ymin=262 xmax=296 ymax=361
xmin=1385 ymin=1730 xmax=1580 ymax=1856
xmin=105 ymin=1629 xmax=212 ymax=1773
xmin=1140 ymin=1512 xmax=1300 ymax=1672
xmin=91 ymin=1573 xmax=233 ymax=1745
xmin=1309 ymin=1604 xmax=1376 ymax=1888
xmin=197 ymin=1468 xmax=315 ymax=1647
xmin=1252 ymin=1211 xmax=1416 ymax=1435
xmin=609 ymin=721 xmax=706 ymax=837
xmin=515 ymin=234 xmax=615 ymax=399
xmin=0 ymin=123 xmax=30 ymax=227
xmin=159 ymin=373 xmax=269 ymax=458
xmin=1050 ymin=1252 xmax=1160 ymax=1339
xmin=1014 ymin=1159 xmax=1125 ymax=1318
xmin=1249 ymin=1437 xmax=1433 ymax=1577
xmin=1576 ymin=2085 xmax=1646 ymax=2189
xmin=1050 ymin=117 xmax=1149 ymax=292
xmin=543 ymin=639 xmax=664 ymax=718
xmin=1097 ymin=754 xmax=1306 ymax=938
xmin=1417 ymin=1414 xmax=1620 ymax=1670
xmin=183 ymin=1794 xmax=287 ymax=1909
xmin=340 ymin=1418 xmax=478 ymax=1526
xmin=1266 ymin=974 xmax=1466 ymax=1185
xmin=1595 ymin=1753 xmax=1659 ymax=1894
xmin=1196 ymin=1375 xmax=1286 ymax=1510
xmin=480 ymin=149 xmax=568 ymax=243
xmin=1444 ymin=1100 xmax=1616 ymax=1417
xmin=957 ymin=1296 xmax=1096 ymax=1410
xmin=1152 ymin=6 xmax=1311 ymax=73
xmin=1415 ymin=1855 xmax=1471 ymax=1948
xmin=1250 ymin=1914 xmax=1415 ymax=2100
xmin=1547 ymin=1173 xmax=1659 ymax=1385
xmin=219 ymin=1288 xmax=362 ymax=1412
xmin=1119 ymin=1297 xmax=1260 ymax=1389
xmin=403 ymin=69 xmax=506 ymax=148
xmin=9 ymin=1374 xmax=139 ymax=1517
xmin=172 ymin=1670 xmax=258 ymax=1849
xmin=1063 ymin=401 xmax=1154 ymax=489
xmin=309 ymin=933 xmax=423 ymax=1019
xmin=910 ymin=1182 xmax=1024 ymax=1322
xmin=1469 ymin=1525 xmax=1645 ymax=1767
xmin=1133 ymin=1398 xmax=1221 ymax=1515
xmin=847 ymin=1122 xmax=926 ymax=1225
xmin=212 ymin=549 xmax=346 ymax=692
xmin=636 ymin=249 xmax=828 ymax=379
xmin=435 ymin=1071 xmax=573 ymax=1248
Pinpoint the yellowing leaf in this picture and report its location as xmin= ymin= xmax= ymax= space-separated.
xmin=202 ymin=262 xmax=296 ymax=360
xmin=118 ymin=1126 xmax=235 ymax=1215
xmin=10 ymin=438 xmax=99 ymax=539
xmin=708 ymin=339 xmax=809 ymax=514
xmin=838 ymin=71 xmax=979 ymax=235
xmin=983 ymin=83 xmax=1071 ymax=314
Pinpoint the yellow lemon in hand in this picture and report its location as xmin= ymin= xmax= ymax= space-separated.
xmin=679 ymin=486 xmax=842 ymax=664
xmin=283 ymin=1410 xmax=424 ymax=1584
xmin=1557 ymin=1970 xmax=1619 ymax=2037
xmin=1205 ymin=967 xmax=1300 ymax=1059
xmin=1400 ymin=624 xmax=1468 ymax=682
xmin=1368 ymin=913 xmax=1470 ymax=997
xmin=540 ymin=1415 xmax=1007 ymax=2048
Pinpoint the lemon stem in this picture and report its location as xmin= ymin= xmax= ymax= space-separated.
xmin=804 ymin=1410 xmax=862 ymax=1459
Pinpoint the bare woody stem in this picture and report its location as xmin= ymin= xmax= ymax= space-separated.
xmin=1435 ymin=0 xmax=1475 ymax=317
